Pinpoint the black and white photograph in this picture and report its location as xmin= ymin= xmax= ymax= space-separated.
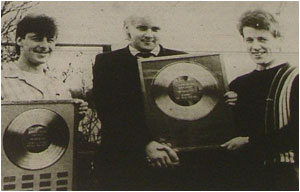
xmin=1 ymin=1 xmax=299 ymax=191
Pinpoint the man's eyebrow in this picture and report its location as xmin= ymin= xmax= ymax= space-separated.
xmin=136 ymin=25 xmax=148 ymax=28
xmin=152 ymin=26 xmax=160 ymax=30
xmin=258 ymin=37 xmax=267 ymax=40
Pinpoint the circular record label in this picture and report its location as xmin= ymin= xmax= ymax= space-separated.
xmin=151 ymin=62 xmax=219 ymax=120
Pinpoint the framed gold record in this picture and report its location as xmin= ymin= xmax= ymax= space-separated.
xmin=138 ymin=53 xmax=235 ymax=151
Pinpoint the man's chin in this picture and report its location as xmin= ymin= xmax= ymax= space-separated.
xmin=141 ymin=43 xmax=158 ymax=49
xmin=252 ymin=58 xmax=267 ymax=65
xmin=141 ymin=46 xmax=156 ymax=52
xmin=255 ymin=61 xmax=274 ymax=69
xmin=31 ymin=59 xmax=47 ymax=66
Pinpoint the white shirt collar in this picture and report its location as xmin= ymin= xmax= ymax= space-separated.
xmin=128 ymin=45 xmax=160 ymax=57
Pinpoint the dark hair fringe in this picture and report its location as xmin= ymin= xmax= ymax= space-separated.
xmin=15 ymin=14 xmax=58 ymax=55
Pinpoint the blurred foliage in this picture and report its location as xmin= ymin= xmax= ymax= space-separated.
xmin=47 ymin=47 xmax=103 ymax=147
xmin=48 ymin=48 xmax=102 ymax=147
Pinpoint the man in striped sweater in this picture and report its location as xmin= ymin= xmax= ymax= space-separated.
xmin=222 ymin=10 xmax=298 ymax=190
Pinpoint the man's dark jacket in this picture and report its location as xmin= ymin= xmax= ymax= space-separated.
xmin=93 ymin=45 xmax=185 ymax=166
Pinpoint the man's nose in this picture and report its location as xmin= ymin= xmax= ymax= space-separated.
xmin=144 ymin=29 xmax=154 ymax=38
xmin=251 ymin=40 xmax=261 ymax=50
xmin=39 ymin=38 xmax=51 ymax=47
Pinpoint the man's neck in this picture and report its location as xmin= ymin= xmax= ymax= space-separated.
xmin=256 ymin=59 xmax=284 ymax=71
xmin=17 ymin=57 xmax=45 ymax=74
xmin=128 ymin=45 xmax=160 ymax=56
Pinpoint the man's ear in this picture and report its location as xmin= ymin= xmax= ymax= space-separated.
xmin=275 ymin=37 xmax=282 ymax=52
xmin=16 ymin=37 xmax=24 ymax=47
xmin=125 ymin=26 xmax=131 ymax=40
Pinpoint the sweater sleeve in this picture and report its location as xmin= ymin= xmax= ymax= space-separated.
xmin=249 ymin=75 xmax=299 ymax=154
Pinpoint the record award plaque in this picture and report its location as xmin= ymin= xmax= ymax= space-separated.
xmin=2 ymin=100 xmax=77 ymax=190
xmin=138 ymin=54 xmax=235 ymax=151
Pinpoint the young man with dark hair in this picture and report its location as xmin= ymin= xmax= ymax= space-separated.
xmin=222 ymin=10 xmax=298 ymax=190
xmin=15 ymin=15 xmax=58 ymax=55
xmin=2 ymin=14 xmax=88 ymax=115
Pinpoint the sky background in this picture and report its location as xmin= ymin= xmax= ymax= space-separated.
xmin=3 ymin=1 xmax=299 ymax=89
xmin=27 ymin=2 xmax=298 ymax=50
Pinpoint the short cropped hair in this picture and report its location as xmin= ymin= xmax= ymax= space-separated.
xmin=15 ymin=14 xmax=58 ymax=55
xmin=123 ymin=15 xmax=144 ymax=29
xmin=123 ymin=15 xmax=134 ymax=29
xmin=123 ymin=14 xmax=156 ymax=29
xmin=238 ymin=10 xmax=281 ymax=38
xmin=123 ymin=15 xmax=146 ymax=40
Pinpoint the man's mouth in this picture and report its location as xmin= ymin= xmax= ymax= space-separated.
xmin=36 ymin=52 xmax=49 ymax=55
xmin=251 ymin=51 xmax=266 ymax=57
xmin=33 ymin=48 xmax=52 ymax=54
xmin=142 ymin=39 xmax=155 ymax=44
xmin=34 ymin=51 xmax=50 ymax=54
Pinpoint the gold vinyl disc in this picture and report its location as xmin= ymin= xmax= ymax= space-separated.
xmin=3 ymin=108 xmax=69 ymax=170
xmin=151 ymin=62 xmax=219 ymax=120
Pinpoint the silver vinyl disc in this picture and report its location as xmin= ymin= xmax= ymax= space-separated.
xmin=151 ymin=62 xmax=219 ymax=120
xmin=3 ymin=108 xmax=69 ymax=170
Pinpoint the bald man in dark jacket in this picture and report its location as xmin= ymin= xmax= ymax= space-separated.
xmin=92 ymin=15 xmax=185 ymax=190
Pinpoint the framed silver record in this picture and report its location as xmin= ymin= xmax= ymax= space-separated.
xmin=138 ymin=53 xmax=235 ymax=151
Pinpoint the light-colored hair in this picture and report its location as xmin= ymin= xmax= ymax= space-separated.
xmin=123 ymin=15 xmax=151 ymax=29
xmin=123 ymin=15 xmax=135 ymax=29
xmin=238 ymin=10 xmax=281 ymax=38
xmin=123 ymin=15 xmax=154 ymax=40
